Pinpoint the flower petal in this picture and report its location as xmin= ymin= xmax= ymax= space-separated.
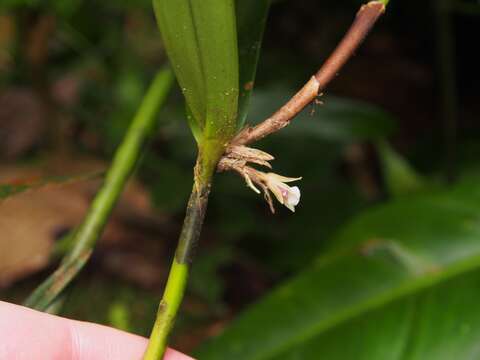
xmin=284 ymin=186 xmax=301 ymax=212
xmin=265 ymin=173 xmax=302 ymax=183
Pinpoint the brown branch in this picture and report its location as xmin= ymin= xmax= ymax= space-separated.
xmin=228 ymin=1 xmax=386 ymax=148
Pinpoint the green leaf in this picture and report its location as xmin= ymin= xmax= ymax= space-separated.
xmin=377 ymin=140 xmax=428 ymax=197
xmin=153 ymin=0 xmax=206 ymax=127
xmin=235 ymin=0 xmax=270 ymax=128
xmin=248 ymin=87 xmax=396 ymax=142
xmin=196 ymin=175 xmax=480 ymax=359
xmin=153 ymin=0 xmax=239 ymax=144
xmin=186 ymin=105 xmax=203 ymax=144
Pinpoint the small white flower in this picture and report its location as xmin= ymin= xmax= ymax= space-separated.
xmin=237 ymin=166 xmax=302 ymax=213
xmin=263 ymin=173 xmax=302 ymax=212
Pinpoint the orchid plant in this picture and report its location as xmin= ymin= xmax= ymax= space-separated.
xmin=144 ymin=0 xmax=389 ymax=358
xmin=22 ymin=1 xmax=389 ymax=359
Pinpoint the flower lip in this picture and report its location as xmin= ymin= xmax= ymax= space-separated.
xmin=263 ymin=173 xmax=302 ymax=212
xmin=283 ymin=185 xmax=301 ymax=212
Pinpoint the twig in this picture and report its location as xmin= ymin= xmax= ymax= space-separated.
xmin=228 ymin=1 xmax=386 ymax=148
xmin=24 ymin=69 xmax=174 ymax=311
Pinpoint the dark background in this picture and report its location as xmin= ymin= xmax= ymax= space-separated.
xmin=1 ymin=0 xmax=479 ymax=352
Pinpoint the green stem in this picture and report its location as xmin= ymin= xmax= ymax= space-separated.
xmin=24 ymin=68 xmax=174 ymax=311
xmin=144 ymin=260 xmax=189 ymax=360
xmin=144 ymin=144 xmax=219 ymax=359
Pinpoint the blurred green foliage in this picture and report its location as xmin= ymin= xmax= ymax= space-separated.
xmin=2 ymin=0 xmax=480 ymax=358
xmin=198 ymin=173 xmax=480 ymax=359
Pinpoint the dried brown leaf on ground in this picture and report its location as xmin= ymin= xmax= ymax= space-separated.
xmin=0 ymin=180 xmax=88 ymax=287
xmin=0 ymin=156 xmax=163 ymax=287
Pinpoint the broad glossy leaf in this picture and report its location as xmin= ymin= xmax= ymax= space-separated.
xmin=196 ymin=175 xmax=480 ymax=359
xmin=247 ymin=87 xmax=396 ymax=142
xmin=278 ymin=272 xmax=480 ymax=359
xmin=153 ymin=0 xmax=239 ymax=143
xmin=235 ymin=0 xmax=270 ymax=128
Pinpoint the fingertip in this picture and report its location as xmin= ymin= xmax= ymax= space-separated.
xmin=164 ymin=347 xmax=196 ymax=360
xmin=0 ymin=301 xmax=195 ymax=360
xmin=67 ymin=314 xmax=197 ymax=360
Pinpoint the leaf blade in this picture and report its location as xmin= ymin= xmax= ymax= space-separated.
xmin=196 ymin=176 xmax=480 ymax=359
xmin=153 ymin=0 xmax=240 ymax=143
xmin=190 ymin=0 xmax=239 ymax=142
xmin=153 ymin=0 xmax=207 ymax=128
xmin=235 ymin=0 xmax=270 ymax=128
